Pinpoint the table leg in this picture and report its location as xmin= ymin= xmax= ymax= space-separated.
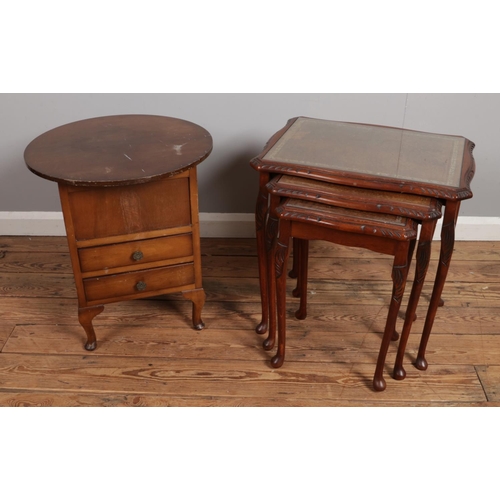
xmin=289 ymin=238 xmax=300 ymax=280
xmin=263 ymin=193 xmax=280 ymax=351
xmin=373 ymin=243 xmax=410 ymax=392
xmin=415 ymin=201 xmax=460 ymax=371
xmin=255 ymin=174 xmax=270 ymax=335
xmin=295 ymin=239 xmax=309 ymax=320
xmin=182 ymin=288 xmax=206 ymax=330
xmin=393 ymin=219 xmax=437 ymax=380
xmin=404 ymin=238 xmax=418 ymax=319
xmin=291 ymin=239 xmax=302 ymax=297
xmin=271 ymin=219 xmax=291 ymax=369
xmin=78 ymin=305 xmax=104 ymax=351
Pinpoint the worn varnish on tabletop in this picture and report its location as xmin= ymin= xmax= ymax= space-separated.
xmin=24 ymin=114 xmax=213 ymax=186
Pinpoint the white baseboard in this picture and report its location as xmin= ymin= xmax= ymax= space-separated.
xmin=450 ymin=216 xmax=500 ymax=241
xmin=197 ymin=213 xmax=255 ymax=238
xmin=0 ymin=212 xmax=499 ymax=240
xmin=0 ymin=212 xmax=257 ymax=238
xmin=0 ymin=212 xmax=67 ymax=237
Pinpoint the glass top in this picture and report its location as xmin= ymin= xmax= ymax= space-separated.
xmin=264 ymin=117 xmax=467 ymax=188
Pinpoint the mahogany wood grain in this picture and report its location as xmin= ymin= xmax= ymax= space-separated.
xmin=252 ymin=117 xmax=476 ymax=388
xmin=266 ymin=174 xmax=441 ymax=309
xmin=268 ymin=174 xmax=443 ymax=220
xmin=251 ymin=117 xmax=475 ymax=201
xmin=268 ymin=198 xmax=417 ymax=391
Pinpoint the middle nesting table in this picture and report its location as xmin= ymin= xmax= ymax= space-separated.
xmin=263 ymin=174 xmax=442 ymax=390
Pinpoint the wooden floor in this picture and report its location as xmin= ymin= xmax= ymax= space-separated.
xmin=1 ymin=235 xmax=499 ymax=406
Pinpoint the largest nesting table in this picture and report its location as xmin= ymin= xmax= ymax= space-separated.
xmin=24 ymin=114 xmax=213 ymax=350
xmin=251 ymin=116 xmax=475 ymax=373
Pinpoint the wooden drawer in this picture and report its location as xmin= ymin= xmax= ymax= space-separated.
xmin=78 ymin=233 xmax=194 ymax=273
xmin=83 ymin=263 xmax=195 ymax=303
xmin=67 ymin=175 xmax=192 ymax=241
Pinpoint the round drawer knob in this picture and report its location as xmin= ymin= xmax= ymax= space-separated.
xmin=132 ymin=251 xmax=144 ymax=261
xmin=136 ymin=281 xmax=147 ymax=292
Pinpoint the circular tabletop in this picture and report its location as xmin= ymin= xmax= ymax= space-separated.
xmin=24 ymin=115 xmax=213 ymax=187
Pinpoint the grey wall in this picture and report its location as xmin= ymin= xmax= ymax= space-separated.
xmin=1 ymin=93 xmax=498 ymax=216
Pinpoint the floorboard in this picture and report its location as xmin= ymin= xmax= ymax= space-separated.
xmin=1 ymin=236 xmax=499 ymax=406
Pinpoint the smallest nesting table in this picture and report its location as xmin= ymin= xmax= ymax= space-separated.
xmin=270 ymin=197 xmax=419 ymax=391
xmin=25 ymin=115 xmax=213 ymax=350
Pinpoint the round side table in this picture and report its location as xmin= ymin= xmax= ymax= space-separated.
xmin=25 ymin=114 xmax=213 ymax=350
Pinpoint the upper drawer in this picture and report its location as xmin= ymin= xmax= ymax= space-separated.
xmin=78 ymin=233 xmax=194 ymax=274
xmin=67 ymin=175 xmax=191 ymax=241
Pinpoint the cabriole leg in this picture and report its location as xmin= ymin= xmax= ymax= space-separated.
xmin=295 ymin=239 xmax=309 ymax=320
xmin=182 ymin=288 xmax=206 ymax=330
xmin=270 ymin=219 xmax=291 ymax=368
xmin=416 ymin=202 xmax=459 ymax=371
xmin=393 ymin=220 xmax=437 ymax=380
xmin=78 ymin=305 xmax=104 ymax=351
xmin=255 ymin=181 xmax=270 ymax=335
xmin=373 ymin=245 xmax=409 ymax=391
xmin=263 ymin=194 xmax=280 ymax=351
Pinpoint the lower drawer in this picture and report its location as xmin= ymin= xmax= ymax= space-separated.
xmin=83 ymin=263 xmax=195 ymax=303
